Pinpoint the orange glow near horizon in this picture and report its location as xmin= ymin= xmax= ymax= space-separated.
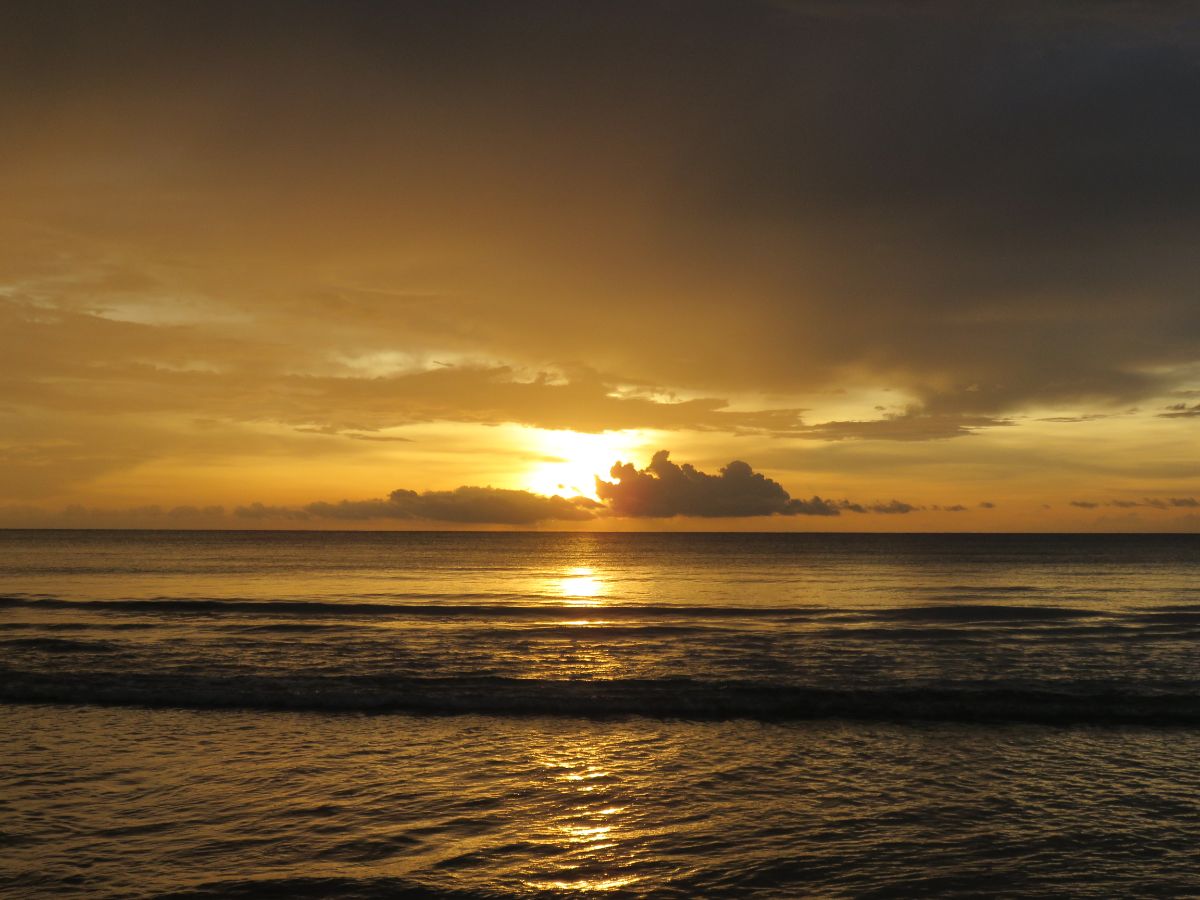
xmin=523 ymin=430 xmax=649 ymax=500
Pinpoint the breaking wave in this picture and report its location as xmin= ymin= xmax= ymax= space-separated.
xmin=4 ymin=667 xmax=1200 ymax=725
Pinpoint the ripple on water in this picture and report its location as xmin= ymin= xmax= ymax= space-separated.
xmin=4 ymin=705 xmax=1200 ymax=897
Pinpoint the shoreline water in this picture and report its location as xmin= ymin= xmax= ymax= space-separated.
xmin=4 ymin=531 xmax=1200 ymax=895
xmin=7 ymin=703 xmax=1200 ymax=898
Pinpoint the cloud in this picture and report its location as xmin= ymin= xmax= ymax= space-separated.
xmin=0 ymin=447 xmax=1006 ymax=527
xmin=294 ymin=426 xmax=415 ymax=442
xmin=2 ymin=0 xmax=1198 ymax=434
xmin=1036 ymin=413 xmax=1113 ymax=423
xmin=306 ymin=486 xmax=599 ymax=525
xmin=594 ymin=450 xmax=918 ymax=518
xmin=596 ymin=451 xmax=797 ymax=518
xmin=2 ymin=1 xmax=1199 ymax=519
xmin=0 ymin=304 xmax=807 ymax=435
xmin=1159 ymin=402 xmax=1200 ymax=418
xmin=793 ymin=411 xmax=1011 ymax=441
xmin=979 ymin=501 xmax=996 ymax=509
xmin=785 ymin=496 xmax=846 ymax=517
xmin=1069 ymin=497 xmax=1199 ymax=511
xmin=1143 ymin=497 xmax=1200 ymax=510
xmin=226 ymin=452 xmax=946 ymax=523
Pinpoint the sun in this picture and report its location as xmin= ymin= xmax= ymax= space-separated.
xmin=524 ymin=429 xmax=647 ymax=499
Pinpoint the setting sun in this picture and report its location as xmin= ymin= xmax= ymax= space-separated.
xmin=523 ymin=430 xmax=649 ymax=499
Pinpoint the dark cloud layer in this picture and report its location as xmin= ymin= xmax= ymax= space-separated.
xmin=2 ymin=0 xmax=1198 ymax=420
xmin=0 ymin=444 xmax=1061 ymax=527
xmin=595 ymin=450 xmax=910 ymax=519
xmin=233 ymin=452 xmax=949 ymax=523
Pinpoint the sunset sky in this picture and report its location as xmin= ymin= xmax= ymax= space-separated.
xmin=2 ymin=1 xmax=1198 ymax=531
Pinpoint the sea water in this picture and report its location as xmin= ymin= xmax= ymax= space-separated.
xmin=2 ymin=530 xmax=1199 ymax=896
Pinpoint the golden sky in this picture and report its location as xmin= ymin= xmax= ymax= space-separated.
xmin=1 ymin=1 xmax=1198 ymax=531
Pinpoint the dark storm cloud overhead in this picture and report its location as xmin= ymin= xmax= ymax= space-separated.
xmin=306 ymin=487 xmax=599 ymax=525
xmin=1 ymin=0 xmax=1198 ymax=425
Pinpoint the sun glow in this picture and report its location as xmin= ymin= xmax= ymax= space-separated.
xmin=557 ymin=566 xmax=606 ymax=603
xmin=523 ymin=429 xmax=647 ymax=500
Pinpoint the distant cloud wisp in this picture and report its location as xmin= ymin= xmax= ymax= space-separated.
xmin=1070 ymin=497 xmax=1199 ymax=511
xmin=1159 ymin=403 xmax=1200 ymax=419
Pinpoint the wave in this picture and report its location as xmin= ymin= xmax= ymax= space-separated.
xmin=0 ymin=637 xmax=118 ymax=653
xmin=157 ymin=875 xmax=505 ymax=899
xmin=878 ymin=604 xmax=1106 ymax=623
xmin=0 ymin=595 xmax=820 ymax=620
xmin=5 ymin=595 xmax=1166 ymax=627
xmin=4 ymin=667 xmax=1200 ymax=725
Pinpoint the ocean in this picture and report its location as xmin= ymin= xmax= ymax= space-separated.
xmin=2 ymin=530 xmax=1199 ymax=896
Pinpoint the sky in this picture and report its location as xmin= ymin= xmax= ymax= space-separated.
xmin=1 ymin=0 xmax=1198 ymax=531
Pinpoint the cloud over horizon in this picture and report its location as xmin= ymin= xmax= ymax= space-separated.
xmin=597 ymin=450 xmax=900 ymax=519
xmin=303 ymin=486 xmax=600 ymax=526
xmin=0 ymin=2 xmax=1197 ymax=525
xmin=7 ymin=445 xmax=1198 ymax=529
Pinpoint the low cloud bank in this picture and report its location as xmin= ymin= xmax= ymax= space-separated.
xmin=305 ymin=486 xmax=599 ymax=525
xmin=237 ymin=488 xmax=599 ymax=526
xmin=4 ymin=451 xmax=994 ymax=527
xmin=223 ymin=450 xmax=999 ymax=524
xmin=231 ymin=450 xmax=945 ymax=524
xmin=597 ymin=451 xmax=813 ymax=518
xmin=594 ymin=450 xmax=931 ymax=519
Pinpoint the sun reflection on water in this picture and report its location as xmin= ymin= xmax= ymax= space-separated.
xmin=522 ymin=732 xmax=641 ymax=893
xmin=557 ymin=566 xmax=606 ymax=605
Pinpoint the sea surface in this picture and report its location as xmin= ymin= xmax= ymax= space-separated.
xmin=2 ymin=530 xmax=1199 ymax=896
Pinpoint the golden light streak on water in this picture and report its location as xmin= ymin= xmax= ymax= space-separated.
xmin=522 ymin=729 xmax=641 ymax=893
xmin=557 ymin=566 xmax=606 ymax=604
